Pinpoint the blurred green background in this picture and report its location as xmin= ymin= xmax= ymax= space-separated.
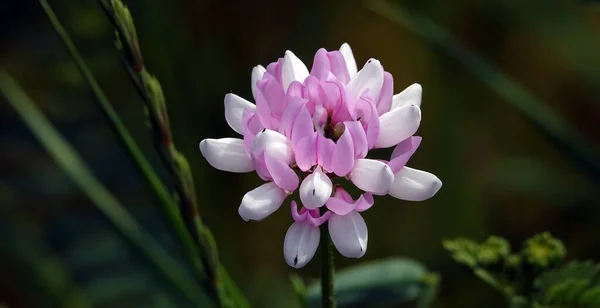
xmin=2 ymin=0 xmax=600 ymax=307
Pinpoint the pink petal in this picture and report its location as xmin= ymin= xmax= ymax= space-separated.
xmin=279 ymin=96 xmax=306 ymax=138
xmin=344 ymin=121 xmax=368 ymax=158
xmin=260 ymin=78 xmax=286 ymax=116
xmin=326 ymin=197 xmax=355 ymax=216
xmin=327 ymin=50 xmax=351 ymax=84
xmin=290 ymin=200 xmax=307 ymax=222
xmin=331 ymin=128 xmax=355 ymax=177
xmin=310 ymin=48 xmax=330 ymax=80
xmin=254 ymin=83 xmax=273 ymax=130
xmin=224 ymin=93 xmax=255 ymax=135
xmin=250 ymin=149 xmax=271 ymax=181
xmin=330 ymin=80 xmax=355 ymax=123
xmin=333 ymin=186 xmax=354 ymax=203
xmin=354 ymin=193 xmax=374 ymax=212
xmin=376 ymin=72 xmax=393 ymax=115
xmin=388 ymin=136 xmax=422 ymax=174
xmin=265 ymin=149 xmax=299 ymax=191
xmin=316 ymin=133 xmax=336 ymax=172
xmin=291 ymin=106 xmax=314 ymax=147
xmin=294 ymin=133 xmax=317 ymax=172
xmin=306 ymin=209 xmax=332 ymax=227
xmin=242 ymin=109 xmax=263 ymax=155
xmin=199 ymin=138 xmax=254 ymax=173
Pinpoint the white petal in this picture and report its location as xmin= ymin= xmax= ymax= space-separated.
xmin=284 ymin=221 xmax=320 ymax=268
xmin=347 ymin=59 xmax=384 ymax=99
xmin=282 ymin=50 xmax=310 ymax=92
xmin=328 ymin=211 xmax=367 ymax=258
xmin=252 ymin=130 xmax=293 ymax=164
xmin=388 ymin=167 xmax=442 ymax=201
xmin=375 ymin=104 xmax=421 ymax=149
xmin=350 ymin=159 xmax=394 ymax=195
xmin=224 ymin=93 xmax=255 ymax=134
xmin=339 ymin=43 xmax=358 ymax=78
xmin=238 ymin=182 xmax=287 ymax=221
xmin=199 ymin=138 xmax=254 ymax=172
xmin=251 ymin=65 xmax=266 ymax=100
xmin=392 ymin=83 xmax=422 ymax=110
xmin=299 ymin=167 xmax=333 ymax=210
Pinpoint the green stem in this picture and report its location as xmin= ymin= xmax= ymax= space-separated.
xmin=39 ymin=0 xmax=207 ymax=283
xmin=320 ymin=218 xmax=335 ymax=308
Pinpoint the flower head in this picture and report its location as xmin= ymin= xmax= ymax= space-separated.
xmin=200 ymin=43 xmax=442 ymax=267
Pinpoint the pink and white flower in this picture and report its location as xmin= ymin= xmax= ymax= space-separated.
xmin=199 ymin=43 xmax=442 ymax=268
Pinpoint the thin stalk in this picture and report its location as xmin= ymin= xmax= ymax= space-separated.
xmin=0 ymin=70 xmax=209 ymax=306
xmin=39 ymin=0 xmax=208 ymax=284
xmin=94 ymin=1 xmax=249 ymax=306
xmin=320 ymin=216 xmax=335 ymax=308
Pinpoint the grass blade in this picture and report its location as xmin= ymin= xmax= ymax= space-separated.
xmin=38 ymin=0 xmax=211 ymax=289
xmin=0 ymin=70 xmax=210 ymax=307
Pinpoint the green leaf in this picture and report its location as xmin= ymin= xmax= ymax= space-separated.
xmin=443 ymin=238 xmax=480 ymax=268
xmin=306 ymin=258 xmax=436 ymax=307
xmin=0 ymin=70 xmax=210 ymax=307
xmin=534 ymin=261 xmax=598 ymax=291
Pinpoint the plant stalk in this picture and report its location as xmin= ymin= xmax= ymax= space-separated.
xmin=320 ymin=216 xmax=335 ymax=308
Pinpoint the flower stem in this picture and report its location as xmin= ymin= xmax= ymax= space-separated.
xmin=320 ymin=218 xmax=335 ymax=308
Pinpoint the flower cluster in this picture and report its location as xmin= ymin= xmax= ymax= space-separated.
xmin=200 ymin=43 xmax=441 ymax=268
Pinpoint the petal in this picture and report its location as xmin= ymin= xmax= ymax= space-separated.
xmin=344 ymin=121 xmax=368 ymax=158
xmin=339 ymin=43 xmax=358 ymax=78
xmin=251 ymin=65 xmax=266 ymax=100
xmin=376 ymin=72 xmax=394 ymax=115
xmin=350 ymin=159 xmax=394 ymax=194
xmin=326 ymin=196 xmax=355 ymax=216
xmin=199 ymin=138 xmax=254 ymax=172
xmin=294 ymin=133 xmax=317 ymax=172
xmin=306 ymin=209 xmax=332 ymax=227
xmin=392 ymin=83 xmax=422 ymax=110
xmin=242 ymin=109 xmax=263 ymax=155
xmin=328 ymin=211 xmax=368 ymax=258
xmin=388 ymin=167 xmax=442 ymax=201
xmin=327 ymin=50 xmax=351 ymax=84
xmin=290 ymin=200 xmax=307 ymax=222
xmin=284 ymin=221 xmax=320 ymax=268
xmin=375 ymin=104 xmax=421 ymax=149
xmin=224 ymin=93 xmax=256 ymax=135
xmin=388 ymin=136 xmax=422 ymax=173
xmin=331 ymin=128 xmax=355 ymax=177
xmin=316 ymin=134 xmax=336 ymax=173
xmin=279 ymin=96 xmax=306 ymax=138
xmin=299 ymin=167 xmax=333 ymax=210
xmin=265 ymin=148 xmax=299 ymax=191
xmin=291 ymin=105 xmax=314 ymax=147
xmin=333 ymin=186 xmax=354 ymax=203
xmin=252 ymin=130 xmax=293 ymax=164
xmin=347 ymin=59 xmax=384 ymax=99
xmin=310 ymin=48 xmax=330 ymax=80
xmin=354 ymin=193 xmax=374 ymax=212
xmin=282 ymin=50 xmax=310 ymax=92
xmin=239 ymin=182 xmax=287 ymax=221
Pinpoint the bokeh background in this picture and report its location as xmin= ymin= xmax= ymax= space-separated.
xmin=2 ymin=0 xmax=600 ymax=307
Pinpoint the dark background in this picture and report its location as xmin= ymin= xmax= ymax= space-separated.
xmin=2 ymin=0 xmax=600 ymax=307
